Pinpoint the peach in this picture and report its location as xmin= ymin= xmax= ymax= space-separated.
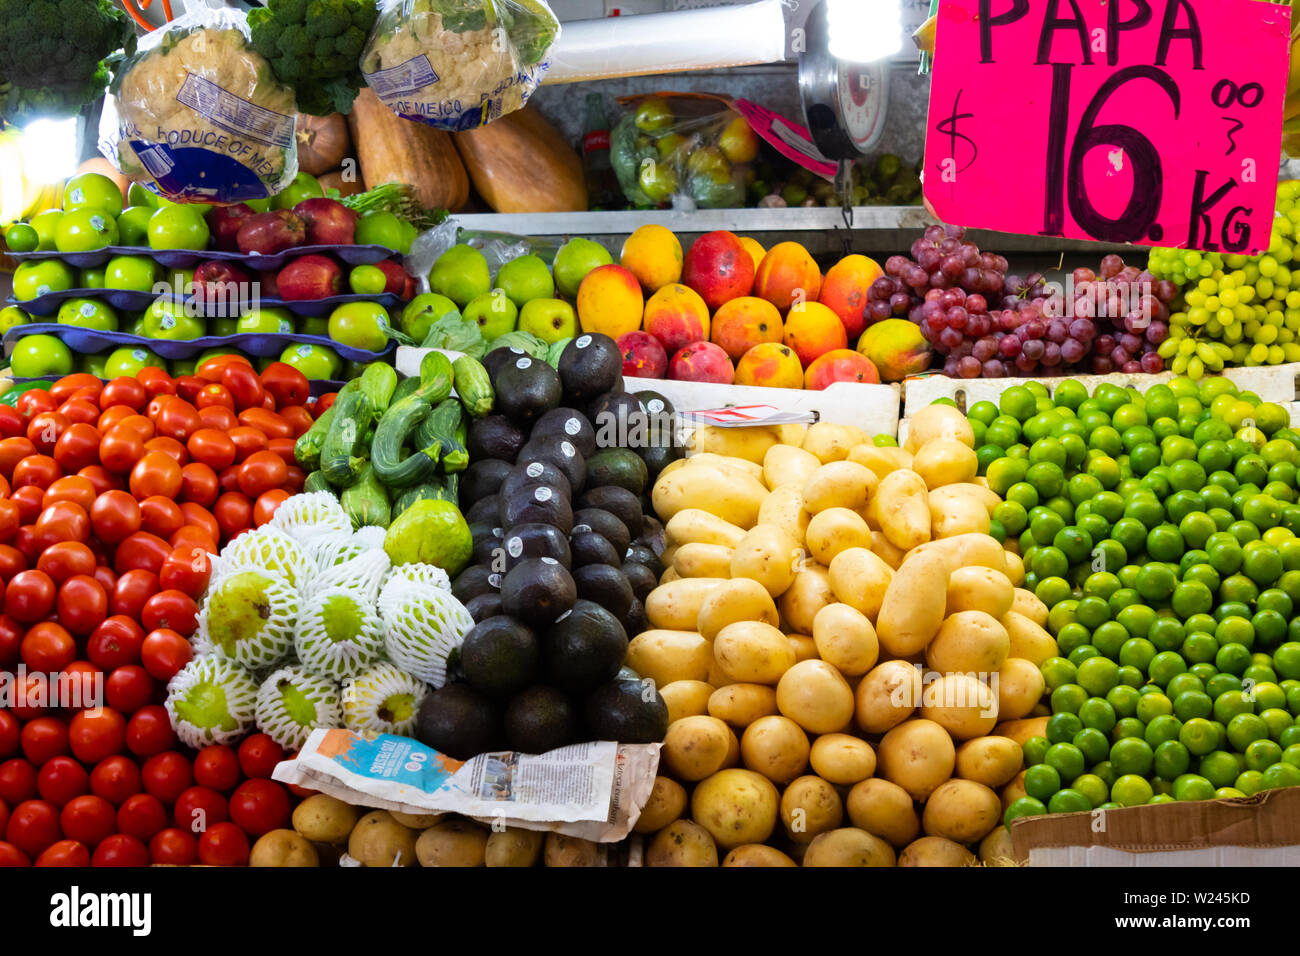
xmin=711 ymin=296 xmax=783 ymax=360
xmin=735 ymin=343 xmax=804 ymax=389
xmin=669 ymin=341 xmax=735 ymax=384
xmin=643 ymin=282 xmax=710 ymax=356
xmin=754 ymin=241 xmax=823 ymax=311
xmin=618 ymin=330 xmax=668 ymax=379
xmin=820 ymin=254 xmax=884 ymax=339
xmin=783 ymin=301 xmax=847 ymax=368
xmin=857 ymin=318 xmax=932 ymax=382
xmin=682 ymin=230 xmax=755 ymax=311
xmin=620 ymin=224 xmax=683 ymax=293
xmin=738 ymin=236 xmax=767 ymax=274
xmin=576 ymin=264 xmax=645 ymax=340
xmin=804 ymin=349 xmax=881 ymax=389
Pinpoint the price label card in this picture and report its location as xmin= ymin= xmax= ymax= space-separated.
xmin=923 ymin=0 xmax=1292 ymax=254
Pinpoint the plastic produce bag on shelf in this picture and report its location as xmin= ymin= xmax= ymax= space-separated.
xmin=405 ymin=219 xmax=563 ymax=287
xmin=360 ymin=0 xmax=560 ymax=131
xmin=96 ymin=2 xmax=299 ymax=204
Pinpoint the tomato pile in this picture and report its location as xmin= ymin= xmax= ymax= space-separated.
xmin=0 ymin=356 xmax=328 ymax=866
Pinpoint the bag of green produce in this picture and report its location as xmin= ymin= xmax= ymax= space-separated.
xmin=97 ymin=3 xmax=299 ymax=204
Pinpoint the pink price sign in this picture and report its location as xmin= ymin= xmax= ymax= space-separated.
xmin=923 ymin=0 xmax=1292 ymax=254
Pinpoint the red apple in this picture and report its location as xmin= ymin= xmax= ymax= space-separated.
xmin=294 ymin=198 xmax=357 ymax=246
xmin=192 ymin=261 xmax=254 ymax=316
xmin=373 ymin=259 xmax=409 ymax=297
xmin=617 ymin=331 xmax=668 ymax=379
xmin=682 ymin=231 xmax=755 ymax=311
xmin=669 ymin=341 xmax=734 ymax=384
xmin=276 ymin=254 xmax=343 ymax=301
xmin=259 ymin=269 xmax=280 ymax=299
xmin=206 ymin=203 xmax=255 ymax=252
xmin=237 ymin=210 xmax=307 ymax=256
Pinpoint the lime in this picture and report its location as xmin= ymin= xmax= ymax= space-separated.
xmin=968 ymin=400 xmax=1000 ymax=426
xmin=1135 ymin=692 xmax=1174 ymax=723
xmin=1024 ymin=763 xmax=1062 ymax=802
xmin=1000 ymin=385 xmax=1037 ymax=421
xmin=1198 ymin=751 xmax=1241 ymax=788
xmin=1261 ymin=762 xmax=1300 ymax=789
xmin=1022 ymin=736 xmax=1050 ymax=766
xmin=1180 ymin=717 xmax=1221 ymax=755
xmin=1117 ymin=638 xmax=1156 ymax=673
xmin=1072 ymin=773 xmax=1109 ymax=808
xmin=1113 ymin=717 xmax=1146 ymax=740
xmin=1035 ymin=576 xmax=1072 ymax=608
xmin=1048 ymin=788 xmax=1093 ymax=814
xmin=1173 ymin=690 xmax=1213 ymax=721
xmin=1181 ymin=632 xmax=1219 ymax=665
xmin=1214 ymin=642 xmax=1252 ymax=676
xmin=986 ymin=457 xmax=1029 ymax=495
xmin=1078 ymin=697 xmax=1117 ymax=732
xmin=1244 ymin=738 xmax=1283 ymax=772
xmin=1026 ymin=462 xmax=1065 ymax=498
xmin=1215 ymin=616 xmax=1255 ymax=649
xmin=1092 ymin=760 xmax=1119 ymax=787
xmin=1105 ymin=684 xmax=1141 ymax=718
xmin=1234 ymin=770 xmax=1265 ymax=796
xmin=1148 ymin=650 xmax=1187 ymax=686
xmin=1053 ymin=379 xmax=1087 ymax=410
xmin=1045 ymin=743 xmax=1086 ymax=782
xmin=1049 ymin=686 xmax=1088 ymax=719
xmin=1260 ymin=708 xmax=1293 ymax=741
xmin=1180 ymin=562 xmax=1220 ymax=590
xmin=1244 ymin=663 xmax=1278 ymax=685
xmin=1213 ymin=690 xmax=1255 ymax=724
xmin=1073 ymin=727 xmax=1111 ymax=764
xmin=1111 ymin=774 xmax=1154 ymax=807
xmin=1039 ymin=657 xmax=1077 ymax=691
xmin=1054 ymin=624 xmax=1091 ymax=656
xmin=1079 ymin=650 xmax=1122 ymax=694
xmin=1074 ymin=596 xmax=1110 ymax=629
xmin=1284 ymin=743 xmax=1300 ymax=766
xmin=1107 ymin=587 xmax=1141 ymax=617
xmin=1133 ymin=563 xmax=1176 ymax=602
xmin=1172 ymin=772 xmax=1216 ymax=801
xmin=1252 ymin=681 xmax=1288 ymax=712
xmin=1003 ymin=797 xmax=1048 ymax=827
xmin=1153 ymin=739 xmax=1190 ymax=779
xmin=1117 ymin=665 xmax=1145 ymax=688
xmin=1068 ymin=644 xmax=1101 ymax=665
xmin=1148 ymin=617 xmax=1186 ymax=653
xmin=1275 ymin=642 xmax=1300 ymax=679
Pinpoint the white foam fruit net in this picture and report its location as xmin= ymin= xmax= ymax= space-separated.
xmin=378 ymin=576 xmax=474 ymax=688
xmin=294 ymin=586 xmax=386 ymax=681
xmin=267 ymin=492 xmax=353 ymax=543
xmin=165 ymin=655 xmax=260 ymax=749
xmin=255 ymin=664 xmax=342 ymax=752
xmin=199 ymin=567 xmax=300 ymax=670
xmin=305 ymin=550 xmax=392 ymax=605
xmin=341 ymin=661 xmax=428 ymax=737
xmin=383 ymin=562 xmax=451 ymax=593
xmin=352 ymin=525 xmax=388 ymax=551
xmin=215 ymin=526 xmax=313 ymax=591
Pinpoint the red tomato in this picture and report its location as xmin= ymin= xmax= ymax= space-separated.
xmin=0 ymin=713 xmax=19 ymax=759
xmin=8 ymin=671 xmax=49 ymax=720
xmin=34 ymin=838 xmax=90 ymax=867
xmin=146 ymin=395 xmax=176 ymax=423
xmin=0 ymin=405 xmax=26 ymax=438
xmin=193 ymin=745 xmax=241 ymax=793
xmin=173 ymin=376 xmax=207 ymax=404
xmin=56 ymin=575 xmax=108 ymax=637
xmin=0 ymin=841 xmax=29 ymax=866
xmin=228 ymin=779 xmax=290 ymax=837
xmin=10 ymin=527 xmax=39 ymax=566
xmin=97 ymin=406 xmax=136 ymax=435
xmin=237 ymin=734 xmax=285 ymax=780
xmin=9 ymin=486 xmax=44 ymax=525
xmin=0 ymin=615 xmax=19 ymax=666
xmin=197 ymin=821 xmax=248 ymax=866
xmin=89 ymin=755 xmax=141 ymax=807
xmin=0 ymin=437 xmax=37 ymax=480
xmin=266 ymin=437 xmax=297 ymax=468
xmin=117 ymin=793 xmax=168 ymax=842
xmin=12 ymin=455 xmax=60 ymax=490
xmin=186 ymin=428 xmax=237 ymax=472
xmin=237 ymin=407 xmax=292 ymax=441
xmin=143 ymin=436 xmax=188 ymax=466
xmin=218 ymin=465 xmax=242 ymax=495
xmin=0 ymin=499 xmax=19 ymax=544
xmin=254 ymin=489 xmax=290 ymax=527
xmin=213 ymin=493 xmax=253 ymax=542
xmin=197 ymin=405 xmax=239 ymax=432
xmin=5 ymin=570 xmax=55 ymax=623
xmin=140 ymin=628 xmax=192 ymax=682
xmin=169 ymin=526 xmax=217 ymax=556
xmin=114 ymin=533 xmax=171 ymax=576
xmin=90 ymin=490 xmax=142 ymax=544
xmin=141 ymin=752 xmax=193 ymax=805
xmin=158 ymin=546 xmax=212 ymax=599
xmin=99 ymin=429 xmax=145 ymax=474
xmin=87 ymin=615 xmax=145 ymax=670
xmin=0 ymin=759 xmax=37 ymax=805
xmin=261 ymin=362 xmax=309 ymax=408
xmin=59 ymin=794 xmax=115 ymax=847
xmin=178 ymin=462 xmax=219 ymax=507
xmin=139 ymin=496 xmax=185 ymax=540
xmin=57 ymin=398 xmax=100 ymax=428
xmin=15 ymin=390 xmax=56 ymax=418
xmin=51 ymin=374 xmax=101 ymax=404
xmin=92 ymin=564 xmax=116 ymax=596
xmin=125 ymin=705 xmax=175 ymax=758
xmin=37 ymin=541 xmax=96 ymax=582
xmin=0 ymin=801 xmax=7 ymax=837
xmin=195 ymin=383 xmax=235 ymax=412
xmin=238 ymin=450 xmax=288 ymax=497
xmin=105 ymin=665 xmax=155 ymax=713
xmin=110 ymin=568 xmax=160 ymax=618
xmin=20 ymin=717 xmax=68 ymax=765
xmin=77 ymin=464 xmax=120 ymax=496
xmin=227 ymin=426 xmax=268 ymax=462
xmin=20 ymin=621 xmax=75 ymax=671
xmin=43 ymin=474 xmax=95 ymax=512
xmin=155 ymin=398 xmax=201 ymax=442
xmin=35 ymin=500 xmax=90 ymax=544
xmin=137 ymin=367 xmax=175 ymax=399
xmin=61 ymin=661 xmax=101 ymax=710
xmin=129 ymin=452 xmax=183 ymax=499
xmin=174 ymin=786 xmax=228 ymax=833
xmin=69 ymin=708 xmax=126 ymax=764
xmin=4 ymin=799 xmax=60 ymax=857
xmin=36 ymin=757 xmax=89 ymax=807
xmin=25 ymin=411 xmax=68 ymax=454
xmin=221 ymin=364 xmax=265 ymax=412
xmin=141 ymin=590 xmax=198 ymax=636
xmin=149 ymin=827 xmax=198 ymax=865
xmin=91 ymin=833 xmax=150 ymax=866
xmin=99 ymin=377 xmax=148 ymax=411
xmin=196 ymin=354 xmax=251 ymax=381
xmin=283 ymin=466 xmax=306 ymax=495
xmin=180 ymin=503 xmax=219 ymax=542
xmin=277 ymin=405 xmax=315 ymax=438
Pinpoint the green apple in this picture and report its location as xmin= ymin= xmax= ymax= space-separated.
xmin=166 ymin=268 xmax=195 ymax=298
xmin=354 ymin=210 xmax=404 ymax=249
xmin=142 ymin=297 xmax=206 ymax=340
xmin=28 ymin=210 xmax=64 ymax=251
xmin=147 ymin=204 xmax=210 ymax=251
xmin=270 ymin=172 xmax=324 ymax=210
xmin=103 ymin=255 xmax=160 ymax=292
xmin=429 ymin=244 xmax=491 ymax=308
xmin=496 ymin=254 xmax=555 ymax=309
xmin=171 ymin=358 xmax=198 ymax=376
xmin=3 ymin=222 xmax=38 ymax=253
xmin=553 ymin=237 xmax=613 ymax=299
xmin=10 ymin=334 xmax=73 ymax=378
xmin=81 ymin=351 xmax=111 ymax=378
xmin=400 ymin=293 xmax=460 ymax=342
xmin=297 ymin=315 xmax=329 ymax=336
xmin=57 ymin=298 xmax=119 ymax=331
xmin=348 ymin=265 xmax=388 ymax=296
xmin=396 ymin=220 xmax=418 ymax=255
xmin=64 ymin=173 xmax=125 ymax=217
xmin=55 ymin=208 xmax=119 ymax=253
xmin=116 ymin=206 xmax=154 ymax=246
xmin=79 ymin=266 xmax=106 ymax=289
xmin=245 ymin=197 xmax=272 ymax=214
xmin=237 ymin=306 xmax=294 ymax=335
xmin=519 ymin=297 xmax=578 ymax=345
xmin=210 ymin=317 xmax=239 ymax=337
xmin=280 ymin=342 xmax=342 ymax=380
xmin=328 ymin=301 xmax=393 ymax=352
xmin=12 ymin=260 xmax=76 ymax=301
xmin=0 ymin=306 xmax=31 ymax=334
xmin=155 ymin=196 xmax=212 ymax=216
xmin=104 ymin=345 xmax=166 ymax=378
xmin=463 ymin=290 xmax=518 ymax=342
xmin=127 ymin=182 xmax=158 ymax=208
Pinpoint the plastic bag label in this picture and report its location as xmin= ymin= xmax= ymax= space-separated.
xmin=127 ymin=139 xmax=277 ymax=202
xmin=176 ymin=74 xmax=295 ymax=149
xmin=364 ymin=55 xmax=440 ymax=100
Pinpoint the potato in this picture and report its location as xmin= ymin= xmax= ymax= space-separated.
xmin=994 ymin=715 xmax=1050 ymax=746
xmin=780 ymin=775 xmax=844 ymax=843
xmin=804 ymin=507 xmax=873 ymax=566
xmin=544 ymin=833 xmax=602 ymax=867
xmin=1003 ymin=549 xmax=1025 ymax=585
xmin=899 ymin=835 xmax=977 ymax=867
xmin=757 ymin=484 xmax=810 ymax=543
xmin=1001 ymin=769 xmax=1029 ymax=810
xmin=673 ymin=543 xmax=734 ymax=578
xmin=946 ymin=566 xmax=1015 ymax=617
xmin=979 ymin=826 xmax=1020 ymax=866
xmin=920 ymin=673 xmax=999 ymax=739
xmin=776 ymin=659 xmax=855 ymax=734
xmin=645 ymin=579 xmax=730 ymax=631
xmin=855 ymin=660 xmax=923 ymax=735
xmin=690 ymin=424 xmax=782 ymax=464
xmin=692 ymin=768 xmax=781 ymax=849
xmin=802 ymin=827 xmax=896 ymax=867
xmin=826 ymin=547 xmax=894 ymax=621
xmin=876 ymin=550 xmax=949 ymax=657
xmin=846 ymin=778 xmax=920 ymax=847
xmin=292 ymin=793 xmax=360 ymax=844
xmin=1002 ymin=611 xmax=1058 ymax=665
xmin=625 ymin=630 xmax=712 ymax=687
xmin=956 ymin=735 xmax=1023 ymax=788
xmin=806 ymin=735 xmax=875 ymax=787
xmin=659 ymin=679 xmax=715 ymax=724
xmin=925 ymin=610 xmax=1010 ymax=674
xmin=930 ymin=494 xmax=990 ymax=538
xmin=776 ymin=423 xmax=808 ymax=445
xmin=665 ymin=508 xmax=746 ymax=548
xmin=730 ymin=525 xmax=803 ymax=598
xmin=937 ymin=482 xmax=1001 ymax=514
xmin=722 ymin=844 xmax=797 ymax=867
xmin=802 ymin=461 xmax=877 ymax=513
xmin=1011 ymin=587 xmax=1050 ymax=626
xmin=645 ymin=819 xmax=719 ymax=867
xmin=740 ymin=715 xmax=810 ymax=783
xmin=922 ymin=779 xmax=1002 ymax=843
xmin=911 ymin=532 xmax=1007 ymax=575
xmin=912 ymin=438 xmax=978 ymax=489
xmin=706 ymin=659 xmax=735 ymax=688
xmin=708 ymin=683 xmax=778 ymax=728
xmin=476 ymin=828 xmax=542 ymax=868
xmin=662 ymin=715 xmax=733 ymax=781
xmin=847 ymin=443 xmax=913 ymax=479
xmin=996 ymin=657 xmax=1046 ymax=720
xmin=788 ymin=633 xmax=819 ymax=663
xmin=714 ymin=621 xmax=796 ymax=684
xmin=652 ymin=461 xmax=767 ymax=528
xmin=633 ymin=776 xmax=688 ymax=834
xmin=875 ymin=469 xmax=931 ymax=550
xmin=812 ymin=603 xmax=879 ymax=677
xmin=870 ymin=530 xmax=906 ymax=569
xmin=903 ymin=403 xmax=975 ymax=453
xmin=802 ymin=421 xmax=866 ymax=463
xmin=660 ymin=567 xmax=681 ymax=585
xmin=416 ymin=818 xmax=488 ymax=867
xmin=390 ymin=812 xmax=446 ymax=830
xmin=348 ymin=811 xmax=419 ymax=867
xmin=659 ymin=543 xmax=679 ymax=569
xmin=877 ymin=718 xmax=956 ymax=800
xmin=687 ymin=451 xmax=765 ymax=479
xmin=250 ymin=829 xmax=319 ymax=867
xmin=777 ymin=564 xmax=835 ymax=634
xmin=697 ymin=578 xmax=780 ymax=640
xmin=763 ymin=443 xmax=822 ymax=491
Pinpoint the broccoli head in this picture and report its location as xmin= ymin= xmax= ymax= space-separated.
xmin=249 ymin=0 xmax=379 ymax=116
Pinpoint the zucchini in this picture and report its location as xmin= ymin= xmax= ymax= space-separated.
xmin=393 ymin=481 xmax=444 ymax=515
xmin=295 ymin=380 xmax=358 ymax=471
xmin=372 ymin=397 xmax=440 ymax=487
xmin=303 ymin=470 xmax=332 ymax=494
xmin=414 ymin=350 xmax=455 ymax=404
xmin=391 ymin=375 xmax=422 ymax=404
xmin=452 ymin=354 xmax=493 ymax=417
xmin=341 ymin=463 xmax=391 ymax=529
xmin=359 ymin=363 xmax=399 ymax=416
xmin=417 ymin=399 xmax=469 ymax=473
xmin=321 ymin=388 xmax=373 ymax=486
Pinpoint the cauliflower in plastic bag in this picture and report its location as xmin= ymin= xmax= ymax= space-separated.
xmin=98 ymin=7 xmax=299 ymax=204
xmin=361 ymin=0 xmax=559 ymax=131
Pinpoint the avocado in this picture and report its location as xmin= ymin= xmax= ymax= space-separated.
xmin=584 ymin=389 xmax=642 ymax=433
xmin=468 ymin=415 xmax=528 ymax=463
xmin=571 ymin=508 xmax=631 ymax=556
xmin=452 ymin=564 xmax=499 ymax=604
xmin=465 ymin=494 xmax=502 ymax=525
xmin=637 ymin=515 xmax=665 ymax=548
xmin=483 ymin=346 xmax=528 ymax=382
xmin=470 ymin=522 xmax=503 ymax=565
xmin=517 ymin=435 xmax=585 ymax=492
xmin=573 ymin=563 xmax=634 ymax=620
xmin=634 ymin=389 xmax=677 ymax=419
xmin=569 ymin=531 xmax=620 ymax=569
xmin=465 ymin=592 xmax=503 ymax=623
xmin=530 ymin=407 xmax=597 ymax=458
xmin=461 ymin=616 xmax=541 ymax=698
xmin=584 ymin=678 xmax=669 ymax=744
xmin=622 ymin=544 xmax=663 ymax=578
xmin=502 ymin=522 xmax=572 ymax=569
xmin=494 ymin=355 xmax=562 ymax=426
xmin=499 ymin=483 xmax=573 ymax=534
xmin=501 ymin=459 xmax=572 ymax=502
xmin=460 ymin=459 xmax=513 ymax=503
xmin=621 ymin=597 xmax=650 ymax=638
xmin=558 ymin=333 xmax=622 ymax=405
xmin=415 ymin=683 xmax=505 ymax=760
xmin=620 ymin=562 xmax=657 ymax=603
xmin=504 ymin=686 xmax=580 ymax=755
xmin=501 ymin=557 xmax=576 ymax=625
xmin=584 ymin=448 xmax=649 ymax=497
xmin=542 ymin=599 xmax=628 ymax=695
xmin=576 ymin=485 xmax=643 ymax=540
xmin=638 ymin=440 xmax=683 ymax=481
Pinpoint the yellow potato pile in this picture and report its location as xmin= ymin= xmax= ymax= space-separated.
xmin=630 ymin=406 xmax=1060 ymax=867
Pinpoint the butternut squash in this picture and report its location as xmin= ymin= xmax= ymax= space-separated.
xmin=347 ymin=88 xmax=469 ymax=212
xmin=453 ymin=105 xmax=587 ymax=213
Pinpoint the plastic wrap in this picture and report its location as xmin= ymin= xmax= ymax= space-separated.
xmin=405 ymin=219 xmax=564 ymax=292
xmin=98 ymin=4 xmax=298 ymax=204
xmin=361 ymin=0 xmax=559 ymax=131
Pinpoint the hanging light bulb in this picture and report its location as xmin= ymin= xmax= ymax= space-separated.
xmin=826 ymin=0 xmax=902 ymax=64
